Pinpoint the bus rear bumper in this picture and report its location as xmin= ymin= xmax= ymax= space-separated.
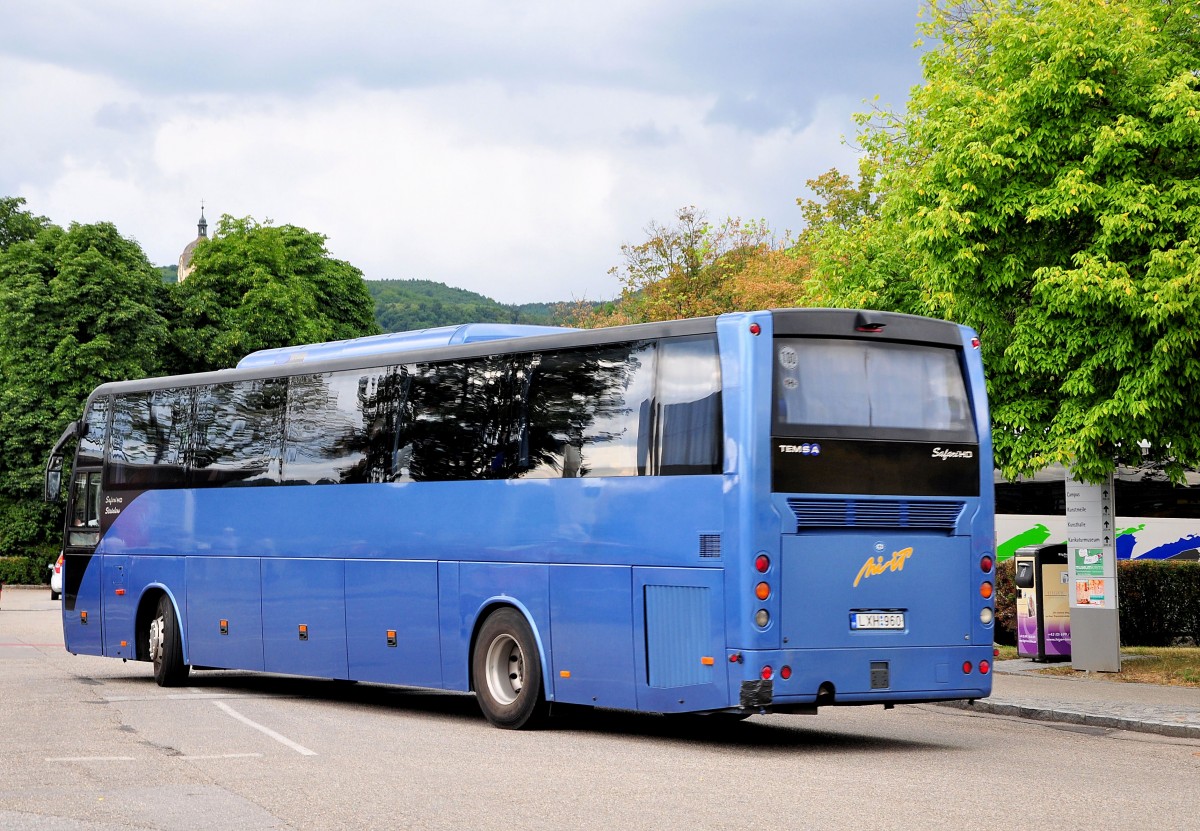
xmin=730 ymin=645 xmax=994 ymax=710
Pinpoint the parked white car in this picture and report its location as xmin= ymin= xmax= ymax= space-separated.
xmin=49 ymin=552 xmax=63 ymax=600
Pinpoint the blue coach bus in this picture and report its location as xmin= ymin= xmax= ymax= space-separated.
xmin=44 ymin=308 xmax=995 ymax=728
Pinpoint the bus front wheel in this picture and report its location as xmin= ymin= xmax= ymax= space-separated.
xmin=148 ymin=595 xmax=190 ymax=687
xmin=472 ymin=608 xmax=546 ymax=729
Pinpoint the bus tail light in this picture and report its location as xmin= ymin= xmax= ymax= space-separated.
xmin=979 ymin=660 xmax=990 ymax=675
xmin=780 ymin=665 xmax=792 ymax=680
xmin=755 ymin=554 xmax=770 ymax=573
xmin=980 ymin=554 xmax=994 ymax=573
xmin=761 ymin=666 xmax=773 ymax=680
xmin=962 ymin=661 xmax=973 ymax=674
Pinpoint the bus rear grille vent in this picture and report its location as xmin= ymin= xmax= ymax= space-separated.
xmin=698 ymin=534 xmax=722 ymax=558
xmin=787 ymin=499 xmax=965 ymax=531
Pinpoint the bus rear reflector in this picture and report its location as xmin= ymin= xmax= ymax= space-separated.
xmin=761 ymin=666 xmax=773 ymax=680
xmin=980 ymin=660 xmax=991 ymax=674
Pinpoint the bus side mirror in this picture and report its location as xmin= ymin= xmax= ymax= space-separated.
xmin=44 ymin=457 xmax=63 ymax=503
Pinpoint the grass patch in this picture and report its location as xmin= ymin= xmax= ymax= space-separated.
xmin=996 ymin=645 xmax=1200 ymax=687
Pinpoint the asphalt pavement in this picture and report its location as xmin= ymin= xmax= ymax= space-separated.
xmin=942 ymin=656 xmax=1200 ymax=739
xmin=3 ymin=584 xmax=1197 ymax=740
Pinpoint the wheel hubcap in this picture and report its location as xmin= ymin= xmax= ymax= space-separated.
xmin=149 ymin=614 xmax=164 ymax=663
xmin=484 ymin=634 xmax=523 ymax=705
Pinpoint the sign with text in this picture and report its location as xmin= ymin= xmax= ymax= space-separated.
xmin=1065 ymin=472 xmax=1121 ymax=671
xmin=1066 ymin=477 xmax=1117 ymax=608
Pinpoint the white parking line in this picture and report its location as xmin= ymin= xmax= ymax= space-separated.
xmin=45 ymin=756 xmax=137 ymax=762
xmin=179 ymin=753 xmax=264 ymax=760
xmin=212 ymin=701 xmax=317 ymax=756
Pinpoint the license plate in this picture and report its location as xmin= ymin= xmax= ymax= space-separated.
xmin=851 ymin=612 xmax=905 ymax=630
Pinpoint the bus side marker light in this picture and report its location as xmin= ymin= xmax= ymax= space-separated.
xmin=80 ymin=611 xmax=88 ymax=624
xmin=120 ymin=640 xmax=128 ymax=647
xmin=298 ymin=624 xmax=309 ymax=641
xmin=386 ymin=630 xmax=397 ymax=647
xmin=114 ymin=588 xmax=125 ymax=596
xmin=560 ymin=670 xmax=571 ymax=678
xmin=220 ymin=619 xmax=229 ymax=635
xmin=749 ymin=323 xmax=761 ymax=335
xmin=701 ymin=656 xmax=715 ymax=666
xmin=729 ymin=653 xmax=742 ymax=664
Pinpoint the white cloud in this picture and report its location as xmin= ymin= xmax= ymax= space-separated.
xmin=1 ymin=3 xmax=924 ymax=304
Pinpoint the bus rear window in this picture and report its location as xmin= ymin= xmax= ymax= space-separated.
xmin=773 ymin=338 xmax=975 ymax=441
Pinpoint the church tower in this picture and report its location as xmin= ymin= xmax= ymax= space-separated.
xmin=177 ymin=204 xmax=208 ymax=282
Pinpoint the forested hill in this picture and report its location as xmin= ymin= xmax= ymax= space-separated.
xmin=366 ymin=279 xmax=591 ymax=332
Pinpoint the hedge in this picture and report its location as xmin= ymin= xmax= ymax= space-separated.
xmin=994 ymin=558 xmax=1200 ymax=647
xmin=0 ymin=554 xmax=51 ymax=586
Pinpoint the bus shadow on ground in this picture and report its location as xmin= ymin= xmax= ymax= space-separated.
xmin=173 ymin=671 xmax=948 ymax=753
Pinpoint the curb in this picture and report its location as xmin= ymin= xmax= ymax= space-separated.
xmin=939 ymin=698 xmax=1200 ymax=740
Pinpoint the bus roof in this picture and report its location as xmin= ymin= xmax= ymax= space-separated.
xmin=236 ymin=323 xmax=578 ymax=369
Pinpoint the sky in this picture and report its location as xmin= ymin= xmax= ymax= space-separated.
xmin=0 ymin=1 xmax=927 ymax=305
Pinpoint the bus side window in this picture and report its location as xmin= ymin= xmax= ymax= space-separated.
xmin=650 ymin=336 xmax=722 ymax=476
xmin=522 ymin=341 xmax=656 ymax=479
xmin=191 ymin=379 xmax=285 ymax=487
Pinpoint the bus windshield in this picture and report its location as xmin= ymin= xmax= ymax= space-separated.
xmin=772 ymin=338 xmax=975 ymax=441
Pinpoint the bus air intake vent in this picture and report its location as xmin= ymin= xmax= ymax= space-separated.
xmin=698 ymin=534 xmax=722 ymax=558
xmin=787 ymin=499 xmax=965 ymax=531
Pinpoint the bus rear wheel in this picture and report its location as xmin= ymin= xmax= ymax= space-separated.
xmin=148 ymin=595 xmax=190 ymax=687
xmin=472 ymin=608 xmax=546 ymax=729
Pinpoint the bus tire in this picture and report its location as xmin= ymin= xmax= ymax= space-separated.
xmin=149 ymin=594 xmax=190 ymax=687
xmin=472 ymin=608 xmax=546 ymax=729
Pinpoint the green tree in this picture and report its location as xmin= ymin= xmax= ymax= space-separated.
xmin=838 ymin=0 xmax=1200 ymax=483
xmin=0 ymin=220 xmax=170 ymax=563
xmin=172 ymin=216 xmax=380 ymax=372
xmin=0 ymin=196 xmax=50 ymax=251
xmin=794 ymin=164 xmax=922 ymax=314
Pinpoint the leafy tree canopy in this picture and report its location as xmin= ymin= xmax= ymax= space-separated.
xmin=0 ymin=220 xmax=171 ymax=558
xmin=823 ymin=0 xmax=1200 ymax=483
xmin=173 ymin=215 xmax=381 ymax=372
xmin=0 ymin=196 xmax=50 ymax=251
xmin=577 ymin=207 xmax=819 ymax=327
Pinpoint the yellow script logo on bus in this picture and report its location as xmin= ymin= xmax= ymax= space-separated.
xmin=853 ymin=547 xmax=914 ymax=587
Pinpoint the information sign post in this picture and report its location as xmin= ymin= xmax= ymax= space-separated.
xmin=1065 ymin=474 xmax=1121 ymax=672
